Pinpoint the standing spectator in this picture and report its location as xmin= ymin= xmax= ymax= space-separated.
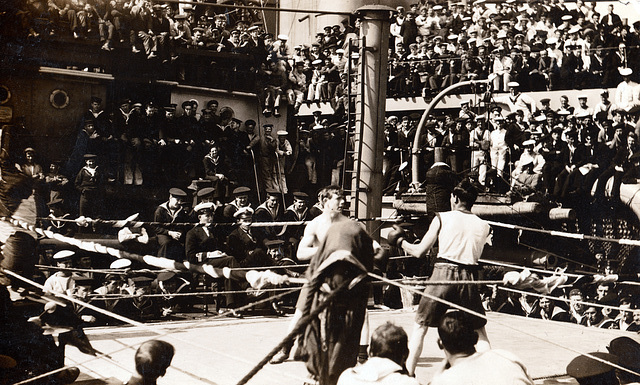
xmin=489 ymin=116 xmax=509 ymax=186
xmin=75 ymin=154 xmax=104 ymax=218
xmin=614 ymin=68 xmax=640 ymax=114
xmin=274 ymin=131 xmax=292 ymax=194
xmin=470 ymin=118 xmax=490 ymax=188
xmin=258 ymin=124 xmax=278 ymax=192
xmin=540 ymin=127 xmax=568 ymax=195
xmin=18 ymin=147 xmax=44 ymax=180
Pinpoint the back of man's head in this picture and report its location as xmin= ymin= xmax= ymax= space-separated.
xmin=369 ymin=322 xmax=409 ymax=366
xmin=452 ymin=179 xmax=478 ymax=209
xmin=437 ymin=311 xmax=478 ymax=355
xmin=135 ymin=340 xmax=175 ymax=380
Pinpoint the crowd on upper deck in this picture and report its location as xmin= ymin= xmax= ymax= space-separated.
xmin=386 ymin=0 xmax=640 ymax=96
xmin=8 ymin=0 xmax=640 ymax=104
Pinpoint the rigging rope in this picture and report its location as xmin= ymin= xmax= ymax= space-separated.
xmin=367 ymin=271 xmax=640 ymax=380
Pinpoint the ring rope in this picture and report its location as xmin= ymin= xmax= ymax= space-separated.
xmin=37 ymin=211 xmax=640 ymax=249
xmin=36 ymin=216 xmax=400 ymax=228
xmin=496 ymin=285 xmax=639 ymax=314
xmin=10 ymin=274 xmax=306 ymax=385
xmin=367 ymin=271 xmax=640 ymax=380
xmin=3 ymin=217 xmax=297 ymax=286
xmin=485 ymin=219 xmax=640 ymax=247
xmin=478 ymin=259 xmax=584 ymax=278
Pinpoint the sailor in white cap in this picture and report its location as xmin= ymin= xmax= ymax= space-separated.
xmin=493 ymin=81 xmax=537 ymax=122
xmin=615 ymin=68 xmax=640 ymax=114
xmin=43 ymin=250 xmax=77 ymax=295
xmin=512 ymin=138 xmax=544 ymax=185
xmin=574 ymin=94 xmax=593 ymax=118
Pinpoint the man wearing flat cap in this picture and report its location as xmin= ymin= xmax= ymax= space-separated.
xmin=282 ymin=192 xmax=310 ymax=256
xmin=223 ymin=186 xmax=252 ymax=220
xmin=152 ymin=188 xmax=192 ymax=261
xmin=254 ymin=188 xmax=283 ymax=241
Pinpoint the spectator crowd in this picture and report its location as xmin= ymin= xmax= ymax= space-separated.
xmin=387 ymin=1 xmax=640 ymax=96
xmin=8 ymin=0 xmax=640 ymax=106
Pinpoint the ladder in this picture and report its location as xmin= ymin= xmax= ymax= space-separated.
xmin=340 ymin=37 xmax=366 ymax=218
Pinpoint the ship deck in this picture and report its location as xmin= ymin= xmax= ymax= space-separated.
xmin=67 ymin=308 xmax=636 ymax=385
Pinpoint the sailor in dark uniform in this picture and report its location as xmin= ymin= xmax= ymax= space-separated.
xmin=152 ymin=188 xmax=192 ymax=261
xmin=74 ymin=154 xmax=104 ymax=218
xmin=223 ymin=186 xmax=252 ymax=220
xmin=282 ymin=191 xmax=309 ymax=258
xmin=253 ymin=188 xmax=283 ymax=241
xmin=186 ymin=201 xmax=244 ymax=316
xmin=227 ymin=206 xmax=270 ymax=267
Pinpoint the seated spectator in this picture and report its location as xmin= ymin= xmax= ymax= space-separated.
xmin=117 ymin=276 xmax=161 ymax=322
xmin=337 ymin=322 xmax=419 ymax=385
xmin=43 ymin=250 xmax=77 ymax=295
xmin=568 ymin=288 xmax=586 ymax=324
xmin=227 ymin=206 xmax=269 ymax=267
xmin=430 ymin=310 xmax=534 ymax=385
xmin=253 ymin=189 xmax=283 ymax=241
xmin=126 ymin=340 xmax=175 ymax=385
xmin=612 ymin=297 xmax=640 ymax=331
xmin=282 ymin=191 xmax=310 ymax=256
xmin=152 ymin=188 xmax=191 ymax=261
xmin=153 ymin=271 xmax=191 ymax=316
xmin=537 ymin=295 xmax=570 ymax=322
xmin=17 ymin=147 xmax=44 ymax=179
xmin=261 ymin=60 xmax=287 ymax=117
xmin=512 ymin=159 xmax=542 ymax=197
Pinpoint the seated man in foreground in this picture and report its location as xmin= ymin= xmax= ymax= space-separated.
xmin=337 ymin=322 xmax=419 ymax=385
xmin=430 ymin=310 xmax=534 ymax=385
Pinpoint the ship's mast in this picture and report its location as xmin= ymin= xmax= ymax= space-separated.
xmin=352 ymin=5 xmax=393 ymax=239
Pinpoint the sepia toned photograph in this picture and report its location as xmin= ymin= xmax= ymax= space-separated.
xmin=1 ymin=0 xmax=640 ymax=384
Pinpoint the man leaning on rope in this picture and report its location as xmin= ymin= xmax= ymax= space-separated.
xmin=387 ymin=179 xmax=492 ymax=376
